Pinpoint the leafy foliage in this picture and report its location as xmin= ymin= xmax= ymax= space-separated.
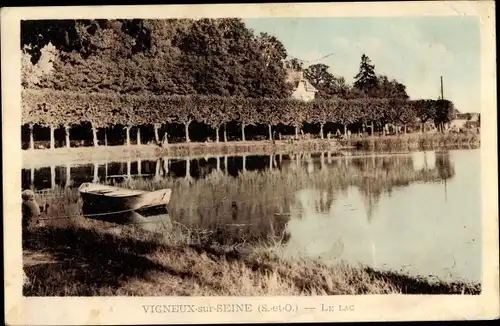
xmin=375 ymin=75 xmax=409 ymax=99
xmin=433 ymin=99 xmax=456 ymax=126
xmin=304 ymin=63 xmax=349 ymax=99
xmin=22 ymin=89 xmax=455 ymax=135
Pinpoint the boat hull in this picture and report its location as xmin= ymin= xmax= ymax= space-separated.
xmin=78 ymin=182 xmax=172 ymax=219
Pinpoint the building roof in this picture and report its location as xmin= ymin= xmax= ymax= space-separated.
xmin=286 ymin=69 xmax=318 ymax=93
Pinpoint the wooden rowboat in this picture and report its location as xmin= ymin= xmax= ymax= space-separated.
xmin=78 ymin=182 xmax=172 ymax=213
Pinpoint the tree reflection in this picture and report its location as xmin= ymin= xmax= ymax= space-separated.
xmin=22 ymin=150 xmax=459 ymax=240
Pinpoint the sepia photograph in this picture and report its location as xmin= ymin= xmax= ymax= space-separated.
xmin=2 ymin=1 xmax=498 ymax=324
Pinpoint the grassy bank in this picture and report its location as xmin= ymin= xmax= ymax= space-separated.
xmin=23 ymin=219 xmax=481 ymax=296
xmin=22 ymin=133 xmax=479 ymax=169
xmin=346 ymin=133 xmax=480 ymax=151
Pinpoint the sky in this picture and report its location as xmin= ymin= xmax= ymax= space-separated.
xmin=244 ymin=17 xmax=481 ymax=113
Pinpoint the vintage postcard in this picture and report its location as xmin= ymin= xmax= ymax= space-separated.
xmin=2 ymin=1 xmax=498 ymax=324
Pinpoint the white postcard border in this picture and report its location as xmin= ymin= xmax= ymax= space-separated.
xmin=2 ymin=1 xmax=498 ymax=324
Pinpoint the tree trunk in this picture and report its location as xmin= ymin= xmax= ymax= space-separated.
xmin=268 ymin=124 xmax=272 ymax=141
xmin=217 ymin=156 xmax=221 ymax=171
xmin=241 ymin=123 xmax=246 ymax=141
xmin=404 ymin=124 xmax=407 ymax=134
xmin=105 ymin=162 xmax=108 ymax=180
xmin=320 ymin=123 xmax=324 ymax=139
xmin=343 ymin=124 xmax=347 ymax=137
xmin=104 ymin=129 xmax=108 ymax=146
xmin=269 ymin=154 xmax=273 ymax=170
xmin=125 ymin=126 xmax=131 ymax=146
xmin=371 ymin=122 xmax=374 ymax=136
xmin=215 ymin=126 xmax=220 ymax=143
xmin=295 ymin=126 xmax=299 ymax=138
xmin=154 ymin=124 xmax=160 ymax=144
xmin=64 ymin=126 xmax=70 ymax=148
xmin=50 ymin=126 xmax=55 ymax=149
xmin=184 ymin=122 xmax=191 ymax=142
xmin=91 ymin=124 xmax=98 ymax=147
xmin=224 ymin=156 xmax=228 ymax=174
xmin=137 ymin=159 xmax=142 ymax=175
xmin=242 ymin=155 xmax=246 ymax=172
xmin=137 ymin=127 xmax=141 ymax=145
xmin=163 ymin=131 xmax=169 ymax=146
xmin=224 ymin=124 xmax=228 ymax=142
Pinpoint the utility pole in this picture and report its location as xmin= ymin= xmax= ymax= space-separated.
xmin=439 ymin=76 xmax=446 ymax=133
xmin=440 ymin=76 xmax=444 ymax=100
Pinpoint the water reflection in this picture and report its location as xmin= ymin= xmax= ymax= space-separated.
xmin=21 ymin=149 xmax=480 ymax=282
xmin=22 ymin=151 xmax=456 ymax=225
xmin=283 ymin=150 xmax=480 ymax=283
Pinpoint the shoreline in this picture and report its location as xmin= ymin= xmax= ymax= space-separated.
xmin=22 ymin=134 xmax=480 ymax=169
xmin=22 ymin=140 xmax=343 ymax=169
xmin=22 ymin=221 xmax=481 ymax=296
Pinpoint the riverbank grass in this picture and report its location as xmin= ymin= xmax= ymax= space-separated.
xmin=23 ymin=219 xmax=481 ymax=296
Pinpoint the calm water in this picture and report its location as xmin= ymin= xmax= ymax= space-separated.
xmin=22 ymin=149 xmax=481 ymax=283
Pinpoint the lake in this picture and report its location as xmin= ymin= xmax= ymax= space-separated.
xmin=21 ymin=148 xmax=481 ymax=283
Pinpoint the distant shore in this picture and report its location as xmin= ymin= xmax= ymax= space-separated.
xmin=22 ymin=133 xmax=480 ymax=169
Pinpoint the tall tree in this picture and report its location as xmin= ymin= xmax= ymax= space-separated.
xmin=22 ymin=43 xmax=58 ymax=89
xmin=433 ymin=100 xmax=455 ymax=132
xmin=376 ymin=75 xmax=409 ymax=99
xmin=303 ymin=63 xmax=349 ymax=99
xmin=414 ymin=100 xmax=435 ymax=132
xmin=304 ymin=63 xmax=331 ymax=87
xmin=353 ymin=54 xmax=379 ymax=97
xmin=284 ymin=58 xmax=304 ymax=71
xmin=251 ymin=32 xmax=290 ymax=98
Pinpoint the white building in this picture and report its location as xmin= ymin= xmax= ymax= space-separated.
xmin=448 ymin=112 xmax=480 ymax=131
xmin=286 ymin=70 xmax=318 ymax=102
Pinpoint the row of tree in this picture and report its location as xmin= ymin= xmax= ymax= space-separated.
xmin=22 ymin=89 xmax=455 ymax=148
